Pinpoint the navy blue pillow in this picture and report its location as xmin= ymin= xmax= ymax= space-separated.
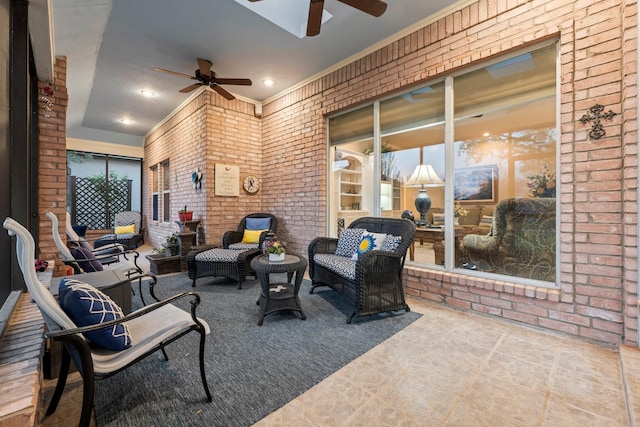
xmin=58 ymin=278 xmax=132 ymax=351
xmin=245 ymin=217 xmax=271 ymax=230
xmin=70 ymin=246 xmax=103 ymax=272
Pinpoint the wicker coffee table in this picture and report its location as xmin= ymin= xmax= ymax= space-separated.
xmin=250 ymin=254 xmax=308 ymax=325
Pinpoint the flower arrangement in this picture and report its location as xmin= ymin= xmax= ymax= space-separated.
xmin=527 ymin=164 xmax=556 ymax=198
xmin=165 ymin=233 xmax=178 ymax=244
xmin=266 ymin=241 xmax=285 ymax=255
xmin=454 ymin=203 xmax=469 ymax=217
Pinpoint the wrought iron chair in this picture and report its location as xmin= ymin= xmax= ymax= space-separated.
xmin=46 ymin=211 xmax=142 ymax=275
xmin=4 ymin=217 xmax=212 ymax=427
xmin=94 ymin=211 xmax=144 ymax=250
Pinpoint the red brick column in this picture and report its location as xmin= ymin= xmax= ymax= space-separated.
xmin=38 ymin=56 xmax=68 ymax=276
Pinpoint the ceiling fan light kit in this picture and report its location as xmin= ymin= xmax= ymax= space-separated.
xmin=154 ymin=58 xmax=252 ymax=101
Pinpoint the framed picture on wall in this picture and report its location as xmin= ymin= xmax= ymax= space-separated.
xmin=454 ymin=165 xmax=498 ymax=203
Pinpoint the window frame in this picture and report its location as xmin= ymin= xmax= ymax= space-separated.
xmin=326 ymin=40 xmax=560 ymax=287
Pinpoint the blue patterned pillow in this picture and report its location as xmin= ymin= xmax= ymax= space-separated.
xmin=381 ymin=234 xmax=402 ymax=252
xmin=335 ymin=228 xmax=365 ymax=257
xmin=58 ymin=278 xmax=132 ymax=351
xmin=245 ymin=217 xmax=271 ymax=230
xmin=70 ymin=247 xmax=103 ymax=272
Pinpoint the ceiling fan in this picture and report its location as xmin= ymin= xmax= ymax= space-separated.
xmin=154 ymin=58 xmax=252 ymax=100
xmin=249 ymin=0 xmax=388 ymax=37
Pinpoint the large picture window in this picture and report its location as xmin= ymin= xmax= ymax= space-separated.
xmin=328 ymin=43 xmax=557 ymax=284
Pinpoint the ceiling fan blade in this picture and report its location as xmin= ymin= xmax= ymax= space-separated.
xmin=154 ymin=67 xmax=194 ymax=80
xmin=306 ymin=0 xmax=324 ymax=37
xmin=213 ymin=78 xmax=252 ymax=86
xmin=338 ymin=0 xmax=387 ymax=17
xmin=197 ymin=58 xmax=212 ymax=78
xmin=179 ymin=83 xmax=203 ymax=93
xmin=210 ymin=84 xmax=236 ymax=101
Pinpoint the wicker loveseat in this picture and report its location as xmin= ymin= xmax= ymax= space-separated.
xmin=460 ymin=197 xmax=556 ymax=282
xmin=308 ymin=217 xmax=416 ymax=323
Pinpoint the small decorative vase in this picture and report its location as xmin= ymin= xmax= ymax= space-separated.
xmin=269 ymin=252 xmax=285 ymax=262
xmin=454 ymin=217 xmax=460 ymax=226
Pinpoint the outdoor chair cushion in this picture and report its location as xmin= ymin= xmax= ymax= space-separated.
xmin=242 ymin=229 xmax=267 ymax=244
xmin=228 ymin=242 xmax=259 ymax=250
xmin=313 ymin=254 xmax=356 ymax=281
xmin=195 ymin=248 xmax=243 ymax=263
xmin=352 ymin=231 xmax=387 ymax=260
xmin=58 ymin=278 xmax=132 ymax=351
xmin=334 ymin=228 xmax=365 ymax=257
xmin=381 ymin=235 xmax=402 ymax=252
xmin=245 ymin=217 xmax=271 ymax=230
xmin=70 ymin=247 xmax=104 ymax=272
xmin=115 ymin=224 xmax=135 ymax=235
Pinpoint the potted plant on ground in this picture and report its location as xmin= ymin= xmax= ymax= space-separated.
xmin=178 ymin=205 xmax=193 ymax=222
xmin=162 ymin=233 xmax=180 ymax=256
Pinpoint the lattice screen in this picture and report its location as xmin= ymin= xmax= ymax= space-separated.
xmin=68 ymin=176 xmax=132 ymax=229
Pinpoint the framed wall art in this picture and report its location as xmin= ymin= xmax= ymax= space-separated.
xmin=454 ymin=165 xmax=498 ymax=203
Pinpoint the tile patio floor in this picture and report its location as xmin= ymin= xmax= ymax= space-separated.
xmin=40 ymin=246 xmax=640 ymax=426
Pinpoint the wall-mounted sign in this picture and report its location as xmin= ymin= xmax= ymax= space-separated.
xmin=215 ymin=164 xmax=239 ymax=196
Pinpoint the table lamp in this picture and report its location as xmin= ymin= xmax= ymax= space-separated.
xmin=405 ymin=164 xmax=444 ymax=226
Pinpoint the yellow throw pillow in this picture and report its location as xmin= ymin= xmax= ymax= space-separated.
xmin=114 ymin=224 xmax=135 ymax=235
xmin=242 ymin=229 xmax=267 ymax=244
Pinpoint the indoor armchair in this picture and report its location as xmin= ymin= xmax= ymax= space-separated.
xmin=460 ymin=197 xmax=556 ymax=281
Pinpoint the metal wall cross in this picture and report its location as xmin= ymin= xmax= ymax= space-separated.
xmin=579 ymin=104 xmax=618 ymax=140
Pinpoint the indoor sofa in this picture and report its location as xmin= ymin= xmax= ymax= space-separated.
xmin=308 ymin=217 xmax=416 ymax=323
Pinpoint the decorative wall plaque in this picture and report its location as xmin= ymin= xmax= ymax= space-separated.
xmin=215 ymin=164 xmax=239 ymax=196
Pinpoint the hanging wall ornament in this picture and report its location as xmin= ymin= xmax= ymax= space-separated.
xmin=192 ymin=167 xmax=203 ymax=189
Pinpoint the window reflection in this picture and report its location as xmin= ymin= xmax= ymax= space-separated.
xmin=328 ymin=43 xmax=557 ymax=283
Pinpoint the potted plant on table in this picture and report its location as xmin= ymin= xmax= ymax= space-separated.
xmin=266 ymin=241 xmax=286 ymax=262
xmin=178 ymin=205 xmax=193 ymax=222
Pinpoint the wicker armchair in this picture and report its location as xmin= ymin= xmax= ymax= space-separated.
xmin=308 ymin=217 xmax=416 ymax=323
xmin=222 ymin=213 xmax=277 ymax=250
xmin=94 ymin=211 xmax=144 ymax=250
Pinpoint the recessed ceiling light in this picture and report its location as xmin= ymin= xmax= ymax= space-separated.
xmin=483 ymin=132 xmax=490 ymax=137
xmin=140 ymin=89 xmax=155 ymax=97
xmin=262 ymin=79 xmax=274 ymax=86
xmin=120 ymin=118 xmax=133 ymax=125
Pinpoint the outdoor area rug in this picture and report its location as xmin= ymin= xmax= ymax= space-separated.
xmin=93 ymin=272 xmax=421 ymax=426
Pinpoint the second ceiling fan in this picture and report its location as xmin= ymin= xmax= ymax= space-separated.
xmin=249 ymin=0 xmax=388 ymax=37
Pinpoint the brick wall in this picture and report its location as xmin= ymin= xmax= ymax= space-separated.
xmin=257 ymin=0 xmax=637 ymax=346
xmin=38 ymin=57 xmax=68 ymax=277
xmin=143 ymin=91 xmax=262 ymax=248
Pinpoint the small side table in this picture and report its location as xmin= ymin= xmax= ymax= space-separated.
xmin=250 ymin=254 xmax=308 ymax=325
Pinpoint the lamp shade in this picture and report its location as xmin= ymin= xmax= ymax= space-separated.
xmin=405 ymin=164 xmax=444 ymax=187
